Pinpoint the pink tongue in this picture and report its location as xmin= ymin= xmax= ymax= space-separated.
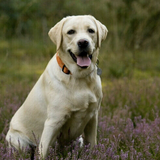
xmin=77 ymin=56 xmax=91 ymax=67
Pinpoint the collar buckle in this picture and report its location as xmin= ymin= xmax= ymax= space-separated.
xmin=62 ymin=65 xmax=70 ymax=74
xmin=56 ymin=53 xmax=71 ymax=75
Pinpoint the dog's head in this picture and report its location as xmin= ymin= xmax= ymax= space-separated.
xmin=49 ymin=15 xmax=108 ymax=77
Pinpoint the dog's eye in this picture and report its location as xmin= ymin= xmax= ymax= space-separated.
xmin=88 ymin=29 xmax=95 ymax=34
xmin=67 ymin=30 xmax=75 ymax=35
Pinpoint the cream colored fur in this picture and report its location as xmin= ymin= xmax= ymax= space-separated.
xmin=6 ymin=15 xmax=108 ymax=159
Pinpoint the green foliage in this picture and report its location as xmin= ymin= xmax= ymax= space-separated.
xmin=0 ymin=0 xmax=160 ymax=50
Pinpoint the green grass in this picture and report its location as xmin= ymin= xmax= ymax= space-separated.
xmin=1 ymin=38 xmax=160 ymax=119
xmin=0 ymin=39 xmax=160 ymax=109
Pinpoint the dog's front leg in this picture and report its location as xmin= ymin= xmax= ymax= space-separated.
xmin=84 ymin=111 xmax=98 ymax=148
xmin=39 ymin=123 xmax=58 ymax=159
xmin=39 ymin=114 xmax=68 ymax=159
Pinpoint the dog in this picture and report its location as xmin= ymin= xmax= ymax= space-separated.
xmin=6 ymin=15 xmax=108 ymax=159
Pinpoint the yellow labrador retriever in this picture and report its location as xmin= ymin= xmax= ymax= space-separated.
xmin=6 ymin=15 xmax=108 ymax=159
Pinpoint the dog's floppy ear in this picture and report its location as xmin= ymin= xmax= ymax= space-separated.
xmin=94 ymin=19 xmax=108 ymax=48
xmin=48 ymin=18 xmax=66 ymax=51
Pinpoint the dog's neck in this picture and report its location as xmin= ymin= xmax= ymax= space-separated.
xmin=56 ymin=53 xmax=71 ymax=75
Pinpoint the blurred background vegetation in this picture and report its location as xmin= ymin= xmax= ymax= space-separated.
xmin=0 ymin=0 xmax=160 ymax=50
xmin=0 ymin=0 xmax=160 ymax=79
xmin=0 ymin=0 xmax=160 ymax=121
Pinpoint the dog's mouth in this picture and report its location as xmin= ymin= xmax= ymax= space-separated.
xmin=68 ymin=50 xmax=92 ymax=69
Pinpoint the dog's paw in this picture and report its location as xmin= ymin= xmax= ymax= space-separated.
xmin=78 ymin=135 xmax=84 ymax=148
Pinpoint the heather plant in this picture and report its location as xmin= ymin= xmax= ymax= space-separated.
xmin=102 ymin=78 xmax=160 ymax=120
xmin=1 ymin=79 xmax=160 ymax=159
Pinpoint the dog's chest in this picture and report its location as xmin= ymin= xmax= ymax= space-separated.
xmin=58 ymin=87 xmax=99 ymax=142
xmin=59 ymin=107 xmax=95 ymax=144
xmin=66 ymin=88 xmax=97 ymax=111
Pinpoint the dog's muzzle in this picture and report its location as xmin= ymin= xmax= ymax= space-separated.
xmin=68 ymin=50 xmax=92 ymax=69
xmin=68 ymin=39 xmax=92 ymax=69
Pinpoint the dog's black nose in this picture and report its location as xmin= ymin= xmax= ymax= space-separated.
xmin=77 ymin=39 xmax=89 ymax=49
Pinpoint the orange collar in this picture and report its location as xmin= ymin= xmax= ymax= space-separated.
xmin=56 ymin=53 xmax=71 ymax=74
